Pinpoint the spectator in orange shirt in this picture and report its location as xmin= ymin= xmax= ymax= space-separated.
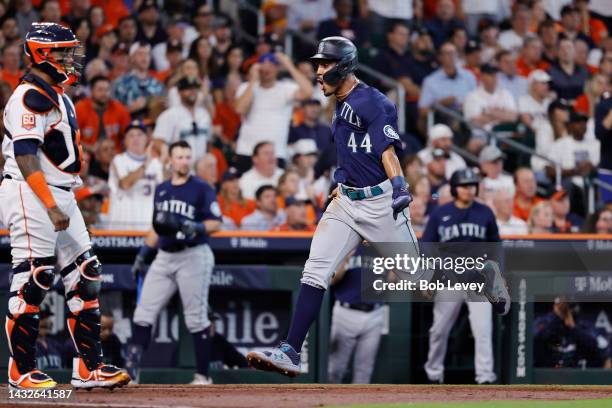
xmin=574 ymin=0 xmax=608 ymax=46
xmin=217 ymin=167 xmax=256 ymax=227
xmin=0 ymin=44 xmax=24 ymax=91
xmin=513 ymin=167 xmax=544 ymax=221
xmin=574 ymin=74 xmax=609 ymax=117
xmin=76 ymin=76 xmax=131 ymax=153
xmin=154 ymin=40 xmax=184 ymax=84
xmin=213 ymin=75 xmax=241 ymax=143
xmin=275 ymin=197 xmax=316 ymax=232
xmin=516 ymin=37 xmax=549 ymax=77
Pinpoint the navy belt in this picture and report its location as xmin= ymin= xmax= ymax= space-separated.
xmin=3 ymin=174 xmax=71 ymax=192
xmin=340 ymin=185 xmax=384 ymax=201
xmin=339 ymin=302 xmax=382 ymax=312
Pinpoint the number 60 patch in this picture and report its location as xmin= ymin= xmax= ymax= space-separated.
xmin=21 ymin=113 xmax=36 ymax=130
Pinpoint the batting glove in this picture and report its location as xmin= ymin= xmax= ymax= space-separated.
xmin=391 ymin=176 xmax=413 ymax=221
xmin=180 ymin=220 xmax=206 ymax=239
xmin=132 ymin=245 xmax=157 ymax=281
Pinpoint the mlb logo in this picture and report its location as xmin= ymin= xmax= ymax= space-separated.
xmin=22 ymin=113 xmax=36 ymax=130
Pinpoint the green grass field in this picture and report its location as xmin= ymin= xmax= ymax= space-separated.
xmin=334 ymin=399 xmax=612 ymax=408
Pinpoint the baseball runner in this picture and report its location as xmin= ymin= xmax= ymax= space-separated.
xmin=247 ymin=37 xmax=511 ymax=378
xmin=422 ymin=168 xmax=507 ymax=384
xmin=125 ymin=140 xmax=221 ymax=385
xmin=0 ymin=23 xmax=130 ymax=389
xmin=328 ymin=247 xmax=385 ymax=384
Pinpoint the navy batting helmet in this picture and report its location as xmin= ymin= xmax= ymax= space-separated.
xmin=25 ymin=22 xmax=83 ymax=85
xmin=450 ymin=168 xmax=480 ymax=197
xmin=310 ymin=36 xmax=357 ymax=86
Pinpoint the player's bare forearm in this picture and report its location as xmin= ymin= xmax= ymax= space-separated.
xmin=15 ymin=153 xmax=42 ymax=179
xmin=381 ymin=146 xmax=403 ymax=180
xmin=204 ymin=220 xmax=222 ymax=234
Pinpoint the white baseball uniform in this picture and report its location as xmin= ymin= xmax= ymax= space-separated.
xmin=107 ymin=154 xmax=164 ymax=230
xmin=0 ymin=75 xmax=90 ymax=268
xmin=153 ymin=104 xmax=211 ymax=161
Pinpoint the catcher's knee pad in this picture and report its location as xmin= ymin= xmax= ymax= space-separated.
xmin=61 ymin=250 xmax=102 ymax=308
xmin=6 ymin=257 xmax=56 ymax=374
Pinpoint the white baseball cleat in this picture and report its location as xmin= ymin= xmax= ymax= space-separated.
xmin=190 ymin=373 xmax=213 ymax=385
xmin=246 ymin=342 xmax=301 ymax=378
xmin=71 ymin=357 xmax=131 ymax=390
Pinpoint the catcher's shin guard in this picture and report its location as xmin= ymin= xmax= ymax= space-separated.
xmin=6 ymin=258 xmax=57 ymax=388
xmin=62 ymin=251 xmax=104 ymax=371
xmin=62 ymin=251 xmax=131 ymax=389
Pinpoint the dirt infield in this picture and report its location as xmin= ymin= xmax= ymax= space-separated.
xmin=2 ymin=384 xmax=612 ymax=408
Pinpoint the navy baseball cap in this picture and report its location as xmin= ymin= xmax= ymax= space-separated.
xmin=125 ymin=119 xmax=147 ymax=133
xmin=258 ymin=52 xmax=279 ymax=65
xmin=221 ymin=167 xmax=240 ymax=182
xmin=285 ymin=196 xmax=307 ymax=207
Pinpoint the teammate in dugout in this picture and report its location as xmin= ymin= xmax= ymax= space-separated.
xmin=125 ymin=140 xmax=222 ymax=385
xmin=0 ymin=22 xmax=130 ymax=389
xmin=246 ymin=37 xmax=511 ymax=377
xmin=422 ymin=168 xmax=506 ymax=385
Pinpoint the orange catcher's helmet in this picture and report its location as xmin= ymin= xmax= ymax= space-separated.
xmin=24 ymin=22 xmax=83 ymax=85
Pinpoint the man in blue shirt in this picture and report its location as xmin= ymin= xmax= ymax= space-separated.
xmin=418 ymin=42 xmax=477 ymax=130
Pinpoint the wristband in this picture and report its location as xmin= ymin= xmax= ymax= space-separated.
xmin=26 ymin=171 xmax=57 ymax=209
xmin=390 ymin=176 xmax=406 ymax=190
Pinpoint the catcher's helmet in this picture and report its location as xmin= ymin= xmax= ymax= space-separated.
xmin=25 ymin=22 xmax=83 ymax=85
xmin=450 ymin=168 xmax=480 ymax=197
xmin=310 ymin=36 xmax=357 ymax=86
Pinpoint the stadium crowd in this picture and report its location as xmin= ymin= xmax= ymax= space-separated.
xmin=0 ymin=0 xmax=611 ymax=236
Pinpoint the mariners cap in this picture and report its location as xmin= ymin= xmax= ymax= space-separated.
xmin=479 ymin=145 xmax=504 ymax=163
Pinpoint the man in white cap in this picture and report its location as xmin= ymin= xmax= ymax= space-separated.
xmin=479 ymin=144 xmax=515 ymax=201
xmin=418 ymin=123 xmax=466 ymax=179
xmin=518 ymin=69 xmax=554 ymax=131
xmin=291 ymin=138 xmax=319 ymax=202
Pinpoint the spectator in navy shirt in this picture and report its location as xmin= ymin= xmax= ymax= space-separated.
xmin=424 ymin=0 xmax=464 ymax=48
xmin=548 ymin=38 xmax=589 ymax=102
xmin=317 ymin=0 xmax=369 ymax=48
xmin=288 ymin=99 xmax=332 ymax=152
xmin=551 ymin=189 xmax=584 ymax=233
xmin=371 ymin=21 xmax=412 ymax=82
xmin=594 ymin=92 xmax=612 ymax=203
